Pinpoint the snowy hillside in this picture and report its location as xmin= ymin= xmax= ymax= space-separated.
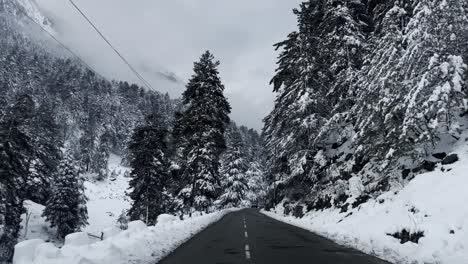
xmin=19 ymin=155 xmax=131 ymax=244
xmin=263 ymin=140 xmax=468 ymax=264
xmin=0 ymin=0 xmax=53 ymax=32
xmin=16 ymin=0 xmax=52 ymax=31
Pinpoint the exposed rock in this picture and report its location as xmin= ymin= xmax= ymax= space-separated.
xmin=387 ymin=229 xmax=424 ymax=244
xmin=442 ymin=154 xmax=459 ymax=165
xmin=432 ymin=152 xmax=447 ymax=160
xmin=292 ymin=205 xmax=304 ymax=218
xmin=412 ymin=160 xmax=437 ymax=173
xmin=402 ymin=169 xmax=411 ymax=179
xmin=352 ymin=194 xmax=371 ymax=208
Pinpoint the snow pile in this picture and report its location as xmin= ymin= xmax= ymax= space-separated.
xmin=263 ymin=145 xmax=468 ymax=264
xmin=14 ymin=209 xmax=237 ymax=264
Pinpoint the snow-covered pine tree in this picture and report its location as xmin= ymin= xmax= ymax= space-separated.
xmin=351 ymin=0 xmax=468 ymax=177
xmin=246 ymin=162 xmax=267 ymax=202
xmin=27 ymin=99 xmax=62 ymax=204
xmin=79 ymin=93 xmax=97 ymax=173
xmin=92 ymin=131 xmax=111 ymax=181
xmin=263 ymin=20 xmax=320 ymax=189
xmin=218 ymin=128 xmax=249 ymax=208
xmin=320 ymin=0 xmax=370 ymax=108
xmin=263 ymin=0 xmax=370 ymax=203
xmin=400 ymin=0 xmax=468 ymax=158
xmin=351 ymin=0 xmax=410 ymax=156
xmin=127 ymin=114 xmax=172 ymax=225
xmin=0 ymin=95 xmax=35 ymax=261
xmin=174 ymin=51 xmax=231 ymax=214
xmin=312 ymin=0 xmax=370 ymax=150
xmin=42 ymin=152 xmax=88 ymax=239
xmin=263 ymin=0 xmax=468 ymax=213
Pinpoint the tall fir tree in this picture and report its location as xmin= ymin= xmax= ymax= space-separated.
xmin=400 ymin=0 xmax=468 ymax=156
xmin=127 ymin=114 xmax=172 ymax=225
xmin=218 ymin=128 xmax=249 ymax=208
xmin=42 ymin=152 xmax=88 ymax=239
xmin=27 ymin=99 xmax=62 ymax=204
xmin=79 ymin=94 xmax=97 ymax=173
xmin=264 ymin=0 xmax=369 ymax=191
xmin=0 ymin=94 xmax=35 ymax=261
xmin=245 ymin=161 xmax=267 ymax=205
xmin=174 ymin=51 xmax=231 ymax=214
xmin=92 ymin=130 xmax=111 ymax=181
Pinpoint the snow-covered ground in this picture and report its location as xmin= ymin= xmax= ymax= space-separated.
xmin=19 ymin=154 xmax=131 ymax=244
xmin=263 ymin=145 xmax=468 ymax=264
xmin=14 ymin=209 xmax=238 ymax=264
xmin=84 ymin=154 xmax=131 ymax=236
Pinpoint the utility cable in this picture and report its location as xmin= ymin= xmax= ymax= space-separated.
xmin=67 ymin=0 xmax=154 ymax=90
xmin=15 ymin=6 xmax=99 ymax=73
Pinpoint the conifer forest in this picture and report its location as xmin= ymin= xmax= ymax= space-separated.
xmin=1 ymin=1 xmax=468 ymax=263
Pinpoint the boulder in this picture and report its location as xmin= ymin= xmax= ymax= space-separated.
xmin=442 ymin=154 xmax=459 ymax=165
xmin=412 ymin=160 xmax=436 ymax=173
xmin=432 ymin=152 xmax=447 ymax=160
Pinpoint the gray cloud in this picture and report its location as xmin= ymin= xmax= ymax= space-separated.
xmin=36 ymin=0 xmax=301 ymax=130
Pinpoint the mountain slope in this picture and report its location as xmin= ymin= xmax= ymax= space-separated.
xmin=1 ymin=0 xmax=51 ymax=28
xmin=0 ymin=2 xmax=177 ymax=260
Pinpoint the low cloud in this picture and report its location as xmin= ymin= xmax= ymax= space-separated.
xmin=36 ymin=0 xmax=301 ymax=130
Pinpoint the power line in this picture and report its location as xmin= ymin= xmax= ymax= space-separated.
xmin=67 ymin=0 xmax=155 ymax=90
xmin=15 ymin=6 xmax=99 ymax=73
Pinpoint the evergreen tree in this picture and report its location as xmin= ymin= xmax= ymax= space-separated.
xmin=264 ymin=0 xmax=362 ymax=189
xmin=92 ymin=131 xmax=111 ymax=181
xmin=245 ymin=161 xmax=267 ymax=205
xmin=79 ymin=94 xmax=97 ymax=173
xmin=218 ymin=128 xmax=249 ymax=208
xmin=174 ymin=51 xmax=231 ymax=214
xmin=127 ymin=114 xmax=172 ymax=225
xmin=42 ymin=152 xmax=88 ymax=239
xmin=27 ymin=99 xmax=62 ymax=204
xmin=263 ymin=0 xmax=468 ymax=211
xmin=0 ymin=94 xmax=35 ymax=261
xmin=400 ymin=0 xmax=468 ymax=155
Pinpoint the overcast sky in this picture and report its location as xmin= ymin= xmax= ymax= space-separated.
xmin=36 ymin=0 xmax=301 ymax=130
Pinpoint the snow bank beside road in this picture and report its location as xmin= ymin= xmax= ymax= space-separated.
xmin=14 ymin=209 xmax=238 ymax=264
xmin=263 ymin=146 xmax=468 ymax=264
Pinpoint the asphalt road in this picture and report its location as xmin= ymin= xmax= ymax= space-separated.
xmin=158 ymin=209 xmax=390 ymax=264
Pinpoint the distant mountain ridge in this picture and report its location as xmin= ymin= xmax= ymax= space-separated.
xmin=0 ymin=0 xmax=53 ymax=32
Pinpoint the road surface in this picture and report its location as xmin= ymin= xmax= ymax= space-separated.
xmin=159 ymin=209 xmax=389 ymax=264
